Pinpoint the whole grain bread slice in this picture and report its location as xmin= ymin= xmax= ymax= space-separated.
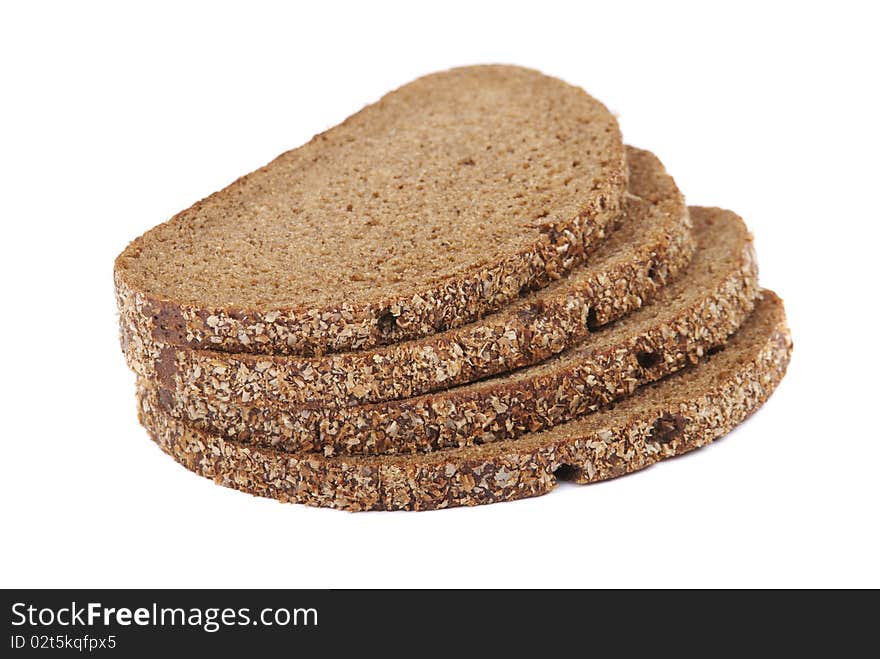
xmin=115 ymin=65 xmax=626 ymax=357
xmin=126 ymin=147 xmax=693 ymax=408
xmin=155 ymin=207 xmax=759 ymax=457
xmin=136 ymin=292 xmax=791 ymax=511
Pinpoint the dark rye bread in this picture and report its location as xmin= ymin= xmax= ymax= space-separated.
xmin=155 ymin=207 xmax=759 ymax=457
xmin=125 ymin=147 xmax=694 ymax=408
xmin=115 ymin=65 xmax=627 ymax=357
xmin=136 ymin=292 xmax=792 ymax=511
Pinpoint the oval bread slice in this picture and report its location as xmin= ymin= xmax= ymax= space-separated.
xmin=155 ymin=207 xmax=759 ymax=457
xmin=127 ymin=147 xmax=693 ymax=408
xmin=115 ymin=65 xmax=627 ymax=357
xmin=136 ymin=292 xmax=792 ymax=511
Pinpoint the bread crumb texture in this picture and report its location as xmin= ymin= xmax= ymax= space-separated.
xmin=122 ymin=147 xmax=693 ymax=408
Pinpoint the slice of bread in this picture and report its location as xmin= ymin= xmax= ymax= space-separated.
xmin=136 ymin=292 xmax=792 ymax=511
xmin=115 ymin=65 xmax=627 ymax=357
xmin=154 ymin=207 xmax=759 ymax=456
xmin=125 ymin=147 xmax=693 ymax=408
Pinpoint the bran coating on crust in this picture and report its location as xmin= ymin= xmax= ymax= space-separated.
xmin=154 ymin=207 xmax=758 ymax=457
xmin=136 ymin=292 xmax=792 ymax=511
xmin=115 ymin=65 xmax=626 ymax=357
xmin=122 ymin=147 xmax=693 ymax=409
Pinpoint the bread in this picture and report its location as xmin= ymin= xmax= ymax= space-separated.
xmin=154 ymin=207 xmax=759 ymax=456
xmin=136 ymin=292 xmax=791 ymax=511
xmin=115 ymin=65 xmax=627 ymax=357
xmin=125 ymin=147 xmax=693 ymax=408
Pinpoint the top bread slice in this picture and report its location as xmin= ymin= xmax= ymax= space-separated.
xmin=114 ymin=65 xmax=627 ymax=357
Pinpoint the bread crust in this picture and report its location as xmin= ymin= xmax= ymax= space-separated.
xmin=151 ymin=208 xmax=760 ymax=457
xmin=122 ymin=147 xmax=693 ymax=409
xmin=136 ymin=292 xmax=791 ymax=511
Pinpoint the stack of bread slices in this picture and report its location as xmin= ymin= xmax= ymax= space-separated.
xmin=114 ymin=65 xmax=791 ymax=511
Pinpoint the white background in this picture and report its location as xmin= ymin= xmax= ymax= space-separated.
xmin=2 ymin=1 xmax=877 ymax=588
